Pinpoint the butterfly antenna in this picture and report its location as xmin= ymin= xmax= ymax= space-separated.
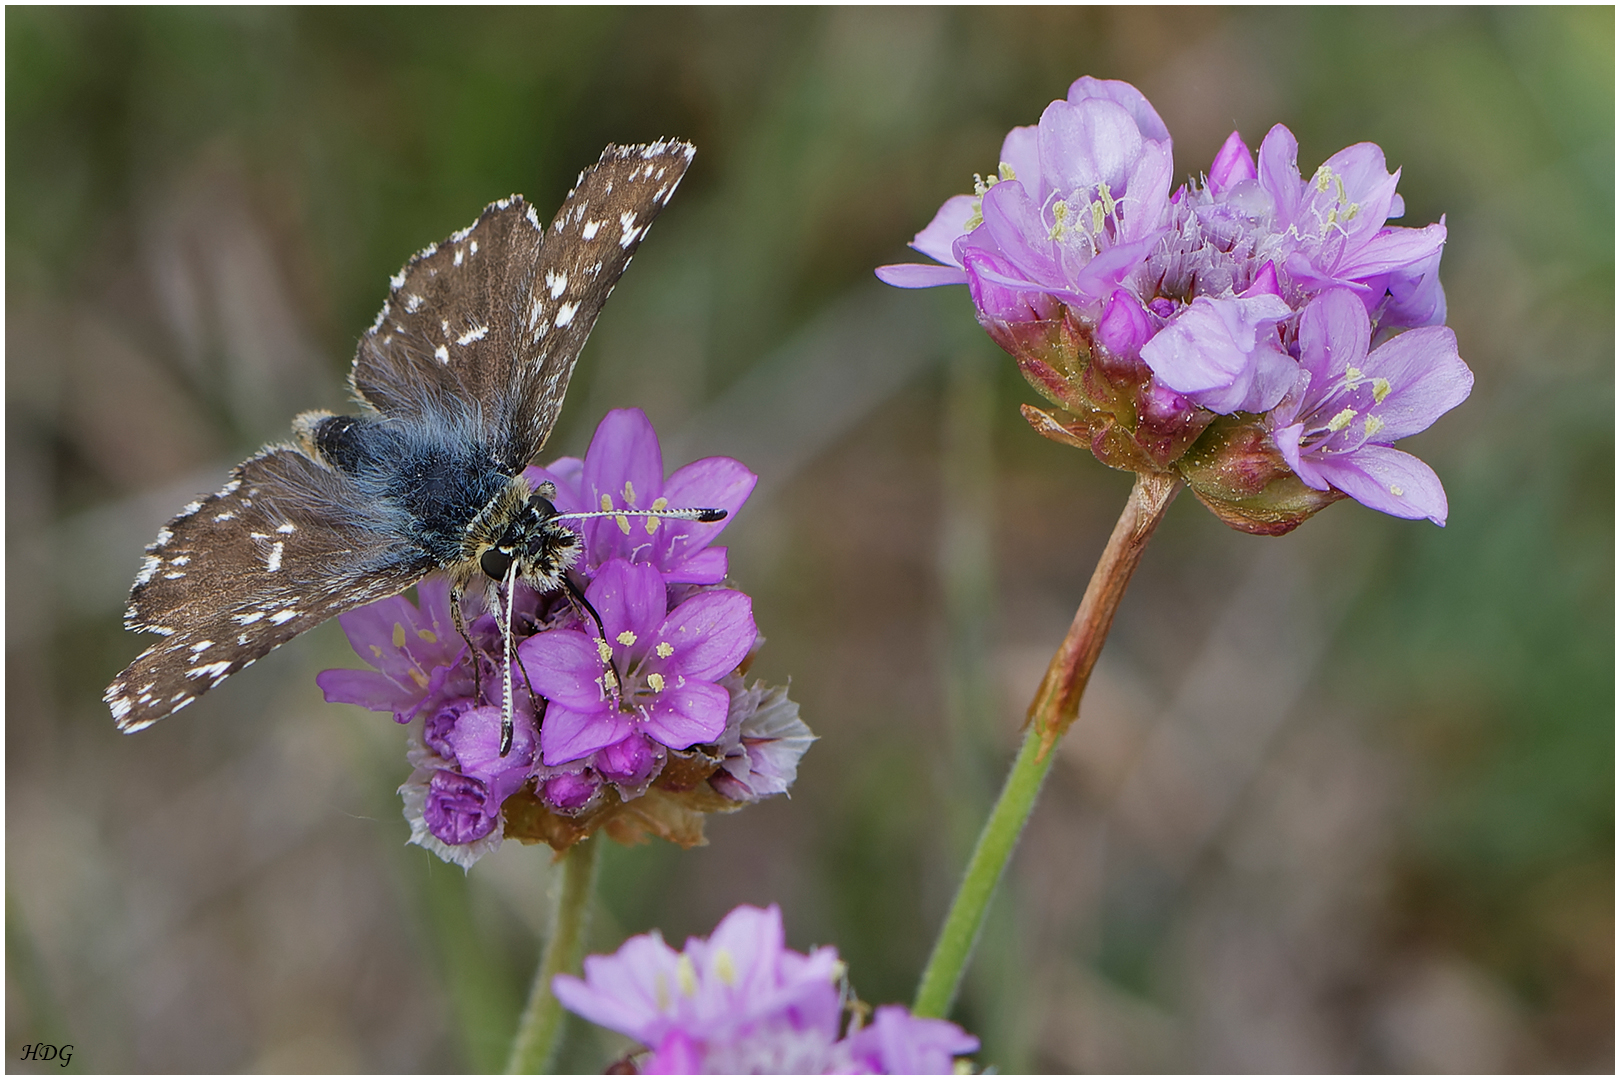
xmin=553 ymin=507 xmax=727 ymax=523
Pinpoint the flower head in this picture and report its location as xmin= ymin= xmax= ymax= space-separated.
xmin=878 ymin=75 xmax=1469 ymax=534
xmin=318 ymin=413 xmax=804 ymax=866
xmin=552 ymin=904 xmax=979 ymax=1074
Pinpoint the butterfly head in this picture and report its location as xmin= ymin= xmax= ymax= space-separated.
xmin=476 ymin=482 xmax=583 ymax=591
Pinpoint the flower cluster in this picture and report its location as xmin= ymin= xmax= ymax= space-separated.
xmin=319 ymin=409 xmax=813 ymax=867
xmin=552 ymin=904 xmax=979 ymax=1074
xmin=879 ymin=76 xmax=1471 ymax=534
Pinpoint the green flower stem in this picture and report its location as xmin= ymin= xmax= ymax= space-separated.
xmin=506 ymin=836 xmax=601 ymax=1074
xmin=913 ymin=472 xmax=1181 ymax=1019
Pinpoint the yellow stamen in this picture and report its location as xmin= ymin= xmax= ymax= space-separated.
xmin=651 ymin=497 xmax=669 ymax=511
xmin=1327 ymin=407 xmax=1357 ymax=432
xmin=647 ymin=672 xmax=665 ymax=692
xmin=676 ymin=956 xmax=698 ymax=997
xmin=623 ymin=480 xmax=636 ymax=504
xmin=714 ymin=948 xmax=736 ymax=985
xmin=1390 ymin=485 xmax=1404 ymax=497
xmin=656 ymin=642 xmax=674 ymax=659
xmin=616 ymin=514 xmax=631 ymax=535
xmin=600 ymin=493 xmax=614 ymax=512
xmin=1090 ymin=200 xmax=1105 ymax=234
xmin=1097 ymin=181 xmax=1116 ymax=219
xmin=417 ymin=629 xmax=438 ymax=643
xmin=655 ymin=973 xmax=671 ymax=1011
xmin=597 ymin=639 xmax=614 ymax=662
xmin=392 ymin=623 xmax=406 ymax=649
xmin=616 ymin=631 xmax=637 ymax=646
xmin=1372 ymin=377 xmax=1392 ymax=403
xmin=1363 ymin=415 xmax=1385 ymax=438
xmin=644 ymin=516 xmax=659 ymax=535
xmin=998 ymin=161 xmax=1015 ymax=182
xmin=1344 ymin=366 xmax=1363 ymax=386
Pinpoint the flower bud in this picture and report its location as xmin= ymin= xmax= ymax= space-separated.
xmin=1175 ymin=414 xmax=1345 ymax=535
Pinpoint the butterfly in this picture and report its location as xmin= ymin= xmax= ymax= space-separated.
xmin=106 ymin=140 xmax=713 ymax=751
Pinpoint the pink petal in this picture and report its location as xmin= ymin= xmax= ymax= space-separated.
xmin=1312 ymin=443 xmax=1450 ymax=525
xmin=874 ymin=262 xmax=968 ymax=288
xmin=908 ymin=194 xmax=978 ymax=265
xmin=519 ymin=630 xmax=609 ymax=711
xmin=541 ymin=702 xmax=631 ymax=766
xmin=659 ymin=590 xmax=756 ymax=681
xmin=643 ymin=681 xmax=731 ymax=749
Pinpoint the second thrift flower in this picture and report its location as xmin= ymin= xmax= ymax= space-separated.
xmin=552 ymin=904 xmax=979 ymax=1074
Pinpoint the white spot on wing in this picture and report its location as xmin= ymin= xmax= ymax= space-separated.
xmin=390 ymin=270 xmax=407 ymax=290
xmin=234 ymin=612 xmax=265 ymax=625
xmin=270 ymin=609 xmax=300 ymax=625
xmin=453 ymin=248 xmax=464 ymax=267
xmin=276 ymin=523 xmax=296 ymax=534
xmin=187 ymin=660 xmax=231 ymax=681
xmin=456 ymin=323 xmax=489 ymax=345
xmin=546 ymin=270 xmax=568 ymax=299
xmin=583 ymin=219 xmax=602 ymax=240
xmin=555 ymin=301 xmax=579 ymax=327
xmin=620 ymin=210 xmax=639 ymax=248
xmin=435 ymin=345 xmax=450 ymax=364
xmin=189 ymin=640 xmax=214 ymax=653
xmin=266 ymin=541 xmax=284 ymax=573
xmin=405 ymin=293 xmax=423 ymax=313
xmin=526 ymin=205 xmax=542 ymax=231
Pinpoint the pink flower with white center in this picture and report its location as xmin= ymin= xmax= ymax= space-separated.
xmin=519 ymin=559 xmax=756 ymax=766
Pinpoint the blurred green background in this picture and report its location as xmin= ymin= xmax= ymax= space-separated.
xmin=6 ymin=6 xmax=1611 ymax=1073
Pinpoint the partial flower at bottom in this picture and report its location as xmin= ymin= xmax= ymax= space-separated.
xmin=552 ymin=904 xmax=979 ymax=1074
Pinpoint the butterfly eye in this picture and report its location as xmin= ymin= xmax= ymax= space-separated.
xmin=481 ymin=547 xmax=513 ymax=581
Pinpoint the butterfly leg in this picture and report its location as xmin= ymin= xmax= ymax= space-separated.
xmin=488 ymin=565 xmax=520 ymax=757
xmin=562 ymin=573 xmax=621 ymax=701
xmin=449 ymin=580 xmax=483 ymax=704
